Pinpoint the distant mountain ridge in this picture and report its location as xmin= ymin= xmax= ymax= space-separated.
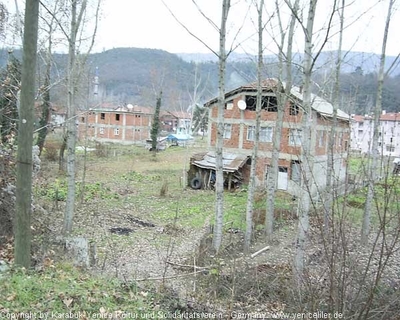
xmin=176 ymin=51 xmax=400 ymax=75
xmin=0 ymin=47 xmax=399 ymax=114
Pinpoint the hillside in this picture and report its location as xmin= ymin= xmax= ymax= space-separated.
xmin=0 ymin=47 xmax=399 ymax=113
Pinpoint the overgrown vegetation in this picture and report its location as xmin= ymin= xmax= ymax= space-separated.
xmin=35 ymin=179 xmax=119 ymax=202
xmin=2 ymin=137 xmax=400 ymax=317
xmin=0 ymin=263 xmax=161 ymax=314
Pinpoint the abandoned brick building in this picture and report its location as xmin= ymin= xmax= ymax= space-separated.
xmin=189 ymin=79 xmax=350 ymax=197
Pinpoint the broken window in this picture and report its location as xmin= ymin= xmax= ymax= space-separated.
xmin=100 ymin=113 xmax=105 ymax=120
xmin=289 ymin=129 xmax=302 ymax=146
xmin=81 ymin=117 xmax=85 ymax=123
xmin=116 ymin=114 xmax=121 ymax=121
xmin=245 ymin=94 xmax=278 ymax=112
xmin=291 ymin=160 xmax=301 ymax=184
xmin=224 ymin=123 xmax=232 ymax=139
xmin=245 ymin=96 xmax=257 ymax=111
xmin=114 ymin=128 xmax=119 ymax=135
xmin=263 ymin=96 xmax=278 ymax=112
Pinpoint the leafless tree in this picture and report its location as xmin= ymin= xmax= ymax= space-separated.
xmin=213 ymin=0 xmax=231 ymax=252
xmin=244 ymin=0 xmax=264 ymax=252
xmin=293 ymin=0 xmax=317 ymax=276
xmin=38 ymin=0 xmax=102 ymax=234
xmin=265 ymin=0 xmax=300 ymax=239
xmin=361 ymin=0 xmax=396 ymax=245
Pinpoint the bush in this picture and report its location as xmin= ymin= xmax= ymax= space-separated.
xmin=94 ymin=142 xmax=108 ymax=157
xmin=0 ymin=144 xmax=16 ymax=238
xmin=43 ymin=142 xmax=59 ymax=161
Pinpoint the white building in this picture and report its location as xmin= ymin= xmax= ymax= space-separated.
xmin=350 ymin=111 xmax=400 ymax=157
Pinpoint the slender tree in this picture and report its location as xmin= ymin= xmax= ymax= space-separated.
xmin=294 ymin=0 xmax=317 ymax=276
xmin=265 ymin=0 xmax=299 ymax=239
xmin=36 ymin=0 xmax=61 ymax=156
xmin=361 ymin=0 xmax=395 ymax=245
xmin=36 ymin=36 xmax=52 ymax=156
xmin=213 ymin=0 xmax=230 ymax=252
xmin=324 ymin=0 xmax=344 ymax=233
xmin=63 ymin=0 xmax=88 ymax=235
xmin=14 ymin=0 xmax=39 ymax=268
xmin=244 ymin=0 xmax=264 ymax=252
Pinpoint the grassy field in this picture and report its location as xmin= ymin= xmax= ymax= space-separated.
xmin=36 ymin=135 xmax=295 ymax=232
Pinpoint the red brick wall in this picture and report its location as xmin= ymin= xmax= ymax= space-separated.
xmin=78 ymin=110 xmax=151 ymax=142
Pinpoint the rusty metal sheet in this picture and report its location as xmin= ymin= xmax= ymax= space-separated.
xmin=192 ymin=152 xmax=249 ymax=173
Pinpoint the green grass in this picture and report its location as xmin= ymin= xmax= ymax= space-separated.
xmin=348 ymin=156 xmax=367 ymax=175
xmin=339 ymin=176 xmax=400 ymax=227
xmin=0 ymin=264 xmax=158 ymax=314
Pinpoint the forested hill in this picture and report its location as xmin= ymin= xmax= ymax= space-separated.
xmin=0 ymin=47 xmax=399 ymax=114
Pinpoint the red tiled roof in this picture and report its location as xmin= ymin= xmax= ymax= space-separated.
xmin=380 ymin=113 xmax=400 ymax=121
xmin=351 ymin=115 xmax=364 ymax=122
xmin=351 ymin=113 xmax=400 ymax=122
xmin=160 ymin=111 xmax=191 ymax=119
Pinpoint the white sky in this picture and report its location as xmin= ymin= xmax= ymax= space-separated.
xmin=93 ymin=0 xmax=400 ymax=56
xmin=2 ymin=0 xmax=400 ymax=56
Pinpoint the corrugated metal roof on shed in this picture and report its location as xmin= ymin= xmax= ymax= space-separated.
xmin=192 ymin=152 xmax=249 ymax=173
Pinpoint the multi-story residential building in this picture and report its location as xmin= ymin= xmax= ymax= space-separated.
xmin=350 ymin=111 xmax=400 ymax=157
xmin=160 ymin=111 xmax=192 ymax=134
xmin=189 ymin=79 xmax=350 ymax=197
xmin=78 ymin=103 xmax=153 ymax=144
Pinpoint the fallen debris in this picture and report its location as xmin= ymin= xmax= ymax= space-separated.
xmin=109 ymin=227 xmax=134 ymax=235
xmin=250 ymin=245 xmax=270 ymax=258
xmin=126 ymin=216 xmax=155 ymax=227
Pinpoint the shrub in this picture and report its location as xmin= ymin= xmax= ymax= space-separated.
xmin=43 ymin=142 xmax=59 ymax=161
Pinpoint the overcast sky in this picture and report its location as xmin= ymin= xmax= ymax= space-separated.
xmin=93 ymin=0 xmax=400 ymax=56
xmin=3 ymin=0 xmax=400 ymax=57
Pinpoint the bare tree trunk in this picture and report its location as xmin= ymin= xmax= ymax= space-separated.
xmin=59 ymin=132 xmax=67 ymax=171
xmin=266 ymin=0 xmax=299 ymax=240
xmin=64 ymin=0 xmax=88 ymax=235
xmin=213 ymin=0 xmax=230 ymax=253
xmin=325 ymin=0 xmax=344 ymax=234
xmin=244 ymin=0 xmax=264 ymax=252
xmin=361 ymin=0 xmax=394 ymax=245
xmin=294 ymin=0 xmax=317 ymax=277
xmin=14 ymin=0 xmax=39 ymax=268
xmin=37 ymin=30 xmax=52 ymax=157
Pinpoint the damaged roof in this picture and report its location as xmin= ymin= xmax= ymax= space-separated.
xmin=204 ymin=78 xmax=350 ymax=121
xmin=192 ymin=152 xmax=249 ymax=173
xmin=288 ymin=85 xmax=350 ymax=121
